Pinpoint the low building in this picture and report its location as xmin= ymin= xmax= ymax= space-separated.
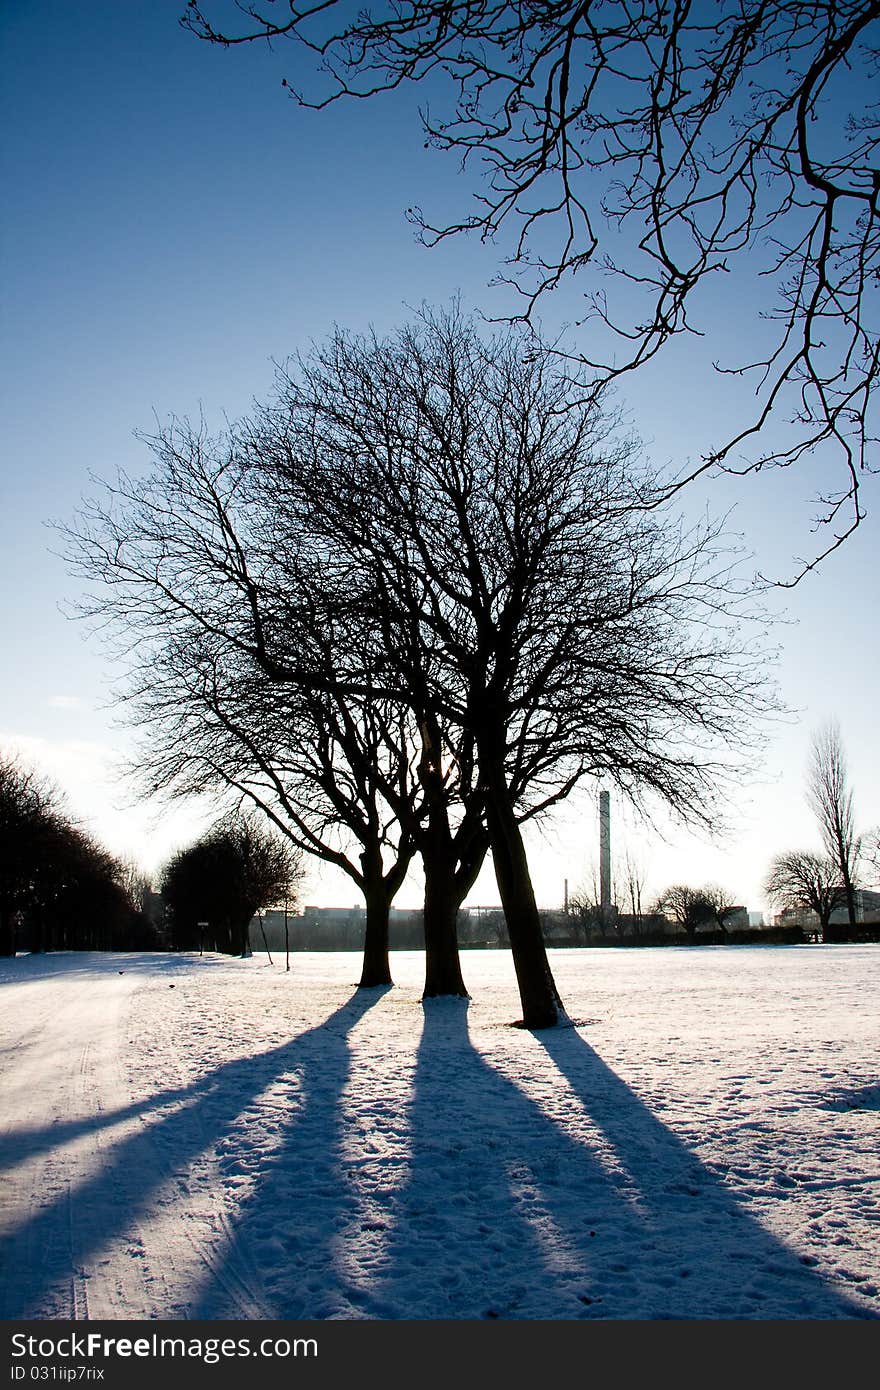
xmin=775 ymin=887 xmax=880 ymax=931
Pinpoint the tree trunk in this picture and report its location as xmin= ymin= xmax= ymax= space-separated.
xmin=415 ymin=717 xmax=468 ymax=997
xmin=31 ymin=902 xmax=45 ymax=953
xmin=842 ymin=868 xmax=858 ymax=930
xmin=830 ymin=819 xmax=859 ymax=930
xmin=421 ymin=829 xmax=469 ymax=998
xmin=482 ymin=755 xmax=566 ymax=1028
xmin=359 ymin=874 xmax=393 ymax=987
xmin=0 ymin=902 xmax=14 ymax=957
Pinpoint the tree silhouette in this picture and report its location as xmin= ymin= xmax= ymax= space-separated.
xmin=701 ymin=883 xmax=741 ymax=934
xmin=243 ymin=306 xmax=775 ymax=1023
xmin=64 ymin=306 xmax=775 ymax=1026
xmin=807 ymin=720 xmax=860 ymax=929
xmin=162 ymin=813 xmax=303 ymax=955
xmin=765 ymin=849 xmax=845 ymax=941
xmin=184 ymin=0 xmax=880 ymax=575
xmin=0 ymin=751 xmax=150 ymax=954
xmin=656 ymin=883 xmax=717 ymax=942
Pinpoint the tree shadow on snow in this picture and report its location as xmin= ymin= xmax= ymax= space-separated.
xmin=355 ymin=1002 xmax=874 ymax=1320
xmin=184 ymin=997 xmax=874 ymax=1320
xmin=0 ymin=952 xmax=216 ymax=989
xmin=1 ymin=987 xmax=875 ymax=1320
xmin=0 ymin=985 xmax=387 ymax=1319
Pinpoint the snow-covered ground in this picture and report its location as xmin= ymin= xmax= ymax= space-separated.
xmin=0 ymin=946 xmax=877 ymax=1320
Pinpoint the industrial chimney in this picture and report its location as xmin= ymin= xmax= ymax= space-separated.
xmin=599 ymin=789 xmax=611 ymax=923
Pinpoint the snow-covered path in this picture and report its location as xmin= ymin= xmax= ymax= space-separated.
xmin=0 ymin=947 xmax=878 ymax=1319
xmin=0 ymin=953 xmax=269 ymax=1319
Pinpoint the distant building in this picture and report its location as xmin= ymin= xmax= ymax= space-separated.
xmin=719 ymin=906 xmax=750 ymax=931
xmin=774 ymin=887 xmax=880 ymax=931
xmin=830 ymin=888 xmax=880 ymax=924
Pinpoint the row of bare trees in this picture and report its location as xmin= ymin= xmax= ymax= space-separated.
xmin=570 ymin=864 xmax=745 ymax=942
xmin=0 ymin=752 xmax=304 ymax=959
xmin=63 ymin=308 xmax=774 ymax=1026
xmin=594 ymin=720 xmax=875 ymax=942
xmin=0 ymin=753 xmax=156 ymax=955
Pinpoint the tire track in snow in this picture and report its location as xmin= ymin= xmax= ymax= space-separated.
xmin=0 ymin=954 xmax=271 ymax=1319
xmin=114 ymin=981 xmax=272 ymax=1320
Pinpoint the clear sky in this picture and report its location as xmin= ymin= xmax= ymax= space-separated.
xmin=2 ymin=1 xmax=878 ymax=918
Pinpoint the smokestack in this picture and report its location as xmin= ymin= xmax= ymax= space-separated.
xmin=599 ymin=790 xmax=611 ymax=921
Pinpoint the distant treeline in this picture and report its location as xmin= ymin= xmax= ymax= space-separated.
xmin=252 ymin=909 xmax=880 ymax=954
xmin=569 ymin=925 xmax=880 ymax=947
xmin=0 ymin=754 xmax=162 ymax=956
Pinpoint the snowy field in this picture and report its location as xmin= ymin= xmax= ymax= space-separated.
xmin=0 ymin=945 xmax=878 ymax=1321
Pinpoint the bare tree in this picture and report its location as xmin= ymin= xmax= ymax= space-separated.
xmin=617 ymin=843 xmax=649 ymax=935
xmin=568 ymin=872 xmax=614 ymax=942
xmin=245 ymin=306 xmax=776 ymax=1024
xmin=701 ymin=883 xmax=741 ymax=934
xmin=656 ymin=884 xmax=716 ymax=943
xmin=807 ymin=720 xmax=860 ymax=928
xmin=184 ymin=1 xmax=880 ymax=574
xmin=765 ymin=850 xmax=845 ymax=941
xmin=64 ymin=305 xmax=775 ymax=1027
xmin=119 ymin=858 xmax=153 ymax=915
xmin=162 ymin=812 xmax=303 ymax=955
xmin=61 ymin=428 xmax=420 ymax=988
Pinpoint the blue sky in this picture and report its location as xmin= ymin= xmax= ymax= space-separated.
xmin=2 ymin=1 xmax=878 ymax=916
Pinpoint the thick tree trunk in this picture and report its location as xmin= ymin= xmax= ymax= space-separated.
xmin=421 ymin=832 xmax=469 ymax=998
xmin=482 ymin=758 xmax=566 ymax=1029
xmin=240 ymin=920 xmax=253 ymax=958
xmin=31 ymin=904 xmax=45 ymax=954
xmin=359 ymin=875 xmax=393 ymax=987
xmin=413 ymin=718 xmax=468 ymax=997
xmin=842 ymin=869 xmax=858 ymax=930
xmin=0 ymin=902 xmax=14 ymax=957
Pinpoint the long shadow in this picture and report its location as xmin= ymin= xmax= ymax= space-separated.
xmin=0 ymin=957 xmax=286 ymax=1174
xmin=361 ymin=1003 xmax=873 ymax=1319
xmin=0 ymin=952 xmax=214 ymax=988
xmin=0 ymin=986 xmax=386 ymax=1319
xmin=535 ymin=1026 xmax=878 ymax=1318
xmin=5 ymin=983 xmax=874 ymax=1321
xmin=186 ymin=985 xmax=404 ymax=1320
xmin=0 ymin=1084 xmax=216 ymax=1173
